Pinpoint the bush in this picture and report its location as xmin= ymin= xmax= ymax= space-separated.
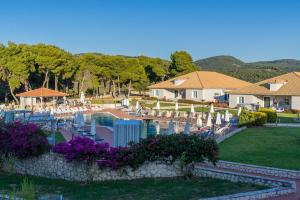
xmin=0 ymin=122 xmax=50 ymax=159
xmin=53 ymin=137 xmax=109 ymax=163
xmin=177 ymin=99 xmax=207 ymax=105
xmin=258 ymin=108 xmax=277 ymax=123
xmin=54 ymin=135 xmax=219 ymax=170
xmin=238 ymin=110 xmax=267 ymax=127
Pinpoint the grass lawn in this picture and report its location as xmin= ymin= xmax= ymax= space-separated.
xmin=45 ymin=131 xmax=66 ymax=143
xmin=277 ymin=112 xmax=300 ymax=123
xmin=219 ymin=127 xmax=300 ymax=170
xmin=0 ymin=173 xmax=266 ymax=200
xmin=55 ymin=131 xmax=66 ymax=143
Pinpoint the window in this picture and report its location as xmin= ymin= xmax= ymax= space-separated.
xmin=284 ymin=97 xmax=290 ymax=106
xmin=153 ymin=89 xmax=159 ymax=97
xmin=191 ymin=90 xmax=198 ymax=99
xmin=238 ymin=96 xmax=245 ymax=104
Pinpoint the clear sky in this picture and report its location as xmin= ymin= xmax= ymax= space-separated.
xmin=1 ymin=0 xmax=300 ymax=62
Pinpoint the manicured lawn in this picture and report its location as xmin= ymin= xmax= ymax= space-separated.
xmin=277 ymin=112 xmax=300 ymax=123
xmin=0 ymin=173 xmax=266 ymax=200
xmin=219 ymin=127 xmax=300 ymax=170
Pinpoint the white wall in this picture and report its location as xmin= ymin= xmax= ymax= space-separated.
xmin=291 ymin=96 xmax=300 ymax=110
xmin=150 ymin=89 xmax=176 ymax=99
xmin=229 ymin=94 xmax=263 ymax=108
xmin=151 ymin=88 xmax=230 ymax=102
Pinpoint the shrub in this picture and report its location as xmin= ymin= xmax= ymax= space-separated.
xmin=54 ymin=135 xmax=219 ymax=170
xmin=53 ymin=137 xmax=109 ymax=163
xmin=0 ymin=122 xmax=50 ymax=159
xmin=258 ymin=108 xmax=277 ymax=123
xmin=238 ymin=110 xmax=267 ymax=127
xmin=177 ymin=99 xmax=207 ymax=105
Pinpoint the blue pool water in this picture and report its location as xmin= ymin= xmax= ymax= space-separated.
xmin=84 ymin=113 xmax=183 ymax=136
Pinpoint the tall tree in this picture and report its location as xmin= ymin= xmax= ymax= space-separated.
xmin=168 ymin=51 xmax=198 ymax=77
xmin=31 ymin=44 xmax=74 ymax=89
xmin=0 ymin=42 xmax=35 ymax=103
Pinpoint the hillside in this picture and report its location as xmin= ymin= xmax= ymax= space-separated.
xmin=195 ymin=56 xmax=300 ymax=83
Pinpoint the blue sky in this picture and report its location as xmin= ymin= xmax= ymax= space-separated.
xmin=1 ymin=0 xmax=300 ymax=62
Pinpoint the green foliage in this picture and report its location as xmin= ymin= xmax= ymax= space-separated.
xmin=238 ymin=110 xmax=267 ymax=127
xmin=169 ymin=51 xmax=198 ymax=77
xmin=0 ymin=173 xmax=266 ymax=200
xmin=195 ymin=55 xmax=296 ymax=83
xmin=258 ymin=108 xmax=277 ymax=123
xmin=18 ymin=178 xmax=36 ymax=200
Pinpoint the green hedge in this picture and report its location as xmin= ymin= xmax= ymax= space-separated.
xmin=258 ymin=108 xmax=277 ymax=123
xmin=238 ymin=110 xmax=267 ymax=127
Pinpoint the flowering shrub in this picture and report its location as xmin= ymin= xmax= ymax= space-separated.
xmin=99 ymin=134 xmax=219 ymax=170
xmin=53 ymin=137 xmax=109 ymax=163
xmin=0 ymin=122 xmax=50 ymax=159
xmin=53 ymin=134 xmax=219 ymax=170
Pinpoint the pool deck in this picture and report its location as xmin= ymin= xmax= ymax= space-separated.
xmin=60 ymin=125 xmax=114 ymax=146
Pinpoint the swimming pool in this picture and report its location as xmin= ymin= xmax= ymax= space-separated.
xmin=83 ymin=112 xmax=186 ymax=136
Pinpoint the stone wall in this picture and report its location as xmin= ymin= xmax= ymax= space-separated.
xmin=1 ymin=153 xmax=183 ymax=182
xmin=216 ymin=126 xmax=247 ymax=143
xmin=1 ymin=154 xmax=297 ymax=200
xmin=195 ymin=166 xmax=296 ymax=200
xmin=201 ymin=160 xmax=300 ymax=179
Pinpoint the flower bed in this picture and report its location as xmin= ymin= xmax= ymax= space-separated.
xmin=0 ymin=122 xmax=50 ymax=159
xmin=53 ymin=134 xmax=219 ymax=170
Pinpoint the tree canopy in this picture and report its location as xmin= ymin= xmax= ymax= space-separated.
xmin=0 ymin=42 xmax=199 ymax=103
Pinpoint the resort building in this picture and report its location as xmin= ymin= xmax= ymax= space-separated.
xmin=229 ymin=72 xmax=300 ymax=111
xmin=16 ymin=87 xmax=67 ymax=108
xmin=148 ymin=71 xmax=251 ymax=102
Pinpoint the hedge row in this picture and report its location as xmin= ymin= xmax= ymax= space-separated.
xmin=53 ymin=135 xmax=219 ymax=170
xmin=258 ymin=108 xmax=277 ymax=123
xmin=238 ymin=110 xmax=267 ymax=127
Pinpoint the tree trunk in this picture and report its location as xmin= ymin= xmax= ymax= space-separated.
xmin=46 ymin=76 xmax=49 ymax=88
xmin=117 ymin=75 xmax=121 ymax=97
xmin=112 ymin=80 xmax=116 ymax=98
xmin=54 ymin=75 xmax=59 ymax=91
xmin=9 ymin=85 xmax=19 ymax=104
xmin=108 ymin=80 xmax=112 ymax=94
xmin=128 ymin=80 xmax=132 ymax=98
xmin=42 ymin=70 xmax=49 ymax=88
xmin=24 ymin=81 xmax=29 ymax=91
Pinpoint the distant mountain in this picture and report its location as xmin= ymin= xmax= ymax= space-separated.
xmin=250 ymin=59 xmax=300 ymax=70
xmin=195 ymin=56 xmax=300 ymax=83
xmin=195 ymin=55 xmax=245 ymax=70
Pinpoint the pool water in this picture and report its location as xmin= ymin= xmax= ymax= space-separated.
xmin=84 ymin=113 xmax=185 ymax=136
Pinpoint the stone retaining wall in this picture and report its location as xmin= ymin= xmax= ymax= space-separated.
xmin=216 ymin=126 xmax=247 ymax=143
xmin=1 ymin=153 xmax=183 ymax=182
xmin=1 ymin=154 xmax=297 ymax=199
xmin=201 ymin=160 xmax=300 ymax=179
xmin=195 ymin=166 xmax=296 ymax=200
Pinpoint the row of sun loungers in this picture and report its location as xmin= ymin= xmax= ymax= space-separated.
xmin=36 ymin=106 xmax=103 ymax=115
xmin=146 ymin=110 xmax=208 ymax=120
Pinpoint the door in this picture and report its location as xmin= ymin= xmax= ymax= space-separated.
xmin=264 ymin=97 xmax=271 ymax=108
xmin=174 ymin=90 xmax=179 ymax=98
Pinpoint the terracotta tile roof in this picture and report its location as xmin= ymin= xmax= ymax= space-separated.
xmin=148 ymin=71 xmax=251 ymax=90
xmin=230 ymin=72 xmax=300 ymax=96
xmin=16 ymin=87 xmax=67 ymax=97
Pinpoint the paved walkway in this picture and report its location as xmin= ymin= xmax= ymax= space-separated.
xmin=265 ymin=123 xmax=300 ymax=127
xmin=197 ymin=163 xmax=300 ymax=200
xmin=59 ymin=125 xmax=114 ymax=146
xmin=265 ymin=180 xmax=300 ymax=199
